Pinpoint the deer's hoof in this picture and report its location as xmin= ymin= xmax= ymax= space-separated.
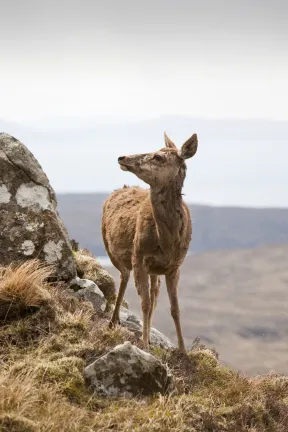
xmin=108 ymin=318 xmax=120 ymax=329
xmin=142 ymin=340 xmax=150 ymax=352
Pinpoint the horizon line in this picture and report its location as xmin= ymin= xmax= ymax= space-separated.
xmin=56 ymin=190 xmax=288 ymax=210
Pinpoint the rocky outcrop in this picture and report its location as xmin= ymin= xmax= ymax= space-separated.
xmin=0 ymin=133 xmax=76 ymax=280
xmin=84 ymin=341 xmax=174 ymax=397
xmin=74 ymin=249 xmax=116 ymax=302
xmin=70 ymin=277 xmax=175 ymax=349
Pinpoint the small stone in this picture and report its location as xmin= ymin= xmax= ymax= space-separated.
xmin=74 ymin=249 xmax=116 ymax=302
xmin=69 ymin=277 xmax=107 ymax=312
xmin=119 ymin=307 xmax=175 ymax=350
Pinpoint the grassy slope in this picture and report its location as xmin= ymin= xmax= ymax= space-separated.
xmin=1 ymin=261 xmax=288 ymax=431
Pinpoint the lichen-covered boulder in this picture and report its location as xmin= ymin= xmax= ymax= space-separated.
xmin=0 ymin=133 xmax=76 ymax=280
xmin=74 ymin=249 xmax=116 ymax=302
xmin=84 ymin=341 xmax=174 ymax=397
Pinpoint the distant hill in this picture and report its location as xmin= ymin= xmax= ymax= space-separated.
xmin=107 ymin=243 xmax=288 ymax=375
xmin=57 ymin=193 xmax=107 ymax=255
xmin=57 ymin=192 xmax=288 ymax=256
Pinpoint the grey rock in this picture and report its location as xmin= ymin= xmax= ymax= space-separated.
xmin=84 ymin=341 xmax=174 ymax=397
xmin=0 ymin=133 xmax=76 ymax=280
xmin=69 ymin=277 xmax=106 ymax=312
xmin=70 ymin=277 xmax=102 ymax=292
xmin=74 ymin=250 xmax=116 ymax=302
xmin=119 ymin=307 xmax=175 ymax=350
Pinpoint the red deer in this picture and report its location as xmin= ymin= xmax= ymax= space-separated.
xmin=102 ymin=132 xmax=198 ymax=352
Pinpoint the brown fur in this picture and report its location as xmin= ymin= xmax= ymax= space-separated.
xmin=102 ymin=132 xmax=198 ymax=352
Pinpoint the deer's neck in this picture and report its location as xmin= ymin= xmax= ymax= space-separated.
xmin=150 ymin=177 xmax=185 ymax=252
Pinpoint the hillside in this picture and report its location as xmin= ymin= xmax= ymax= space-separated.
xmin=1 ymin=260 xmax=288 ymax=431
xmin=106 ymin=243 xmax=288 ymax=375
xmin=57 ymin=192 xmax=288 ymax=256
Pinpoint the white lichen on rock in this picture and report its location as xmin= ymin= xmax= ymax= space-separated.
xmin=15 ymin=212 xmax=27 ymax=221
xmin=21 ymin=240 xmax=35 ymax=256
xmin=0 ymin=184 xmax=11 ymax=204
xmin=43 ymin=240 xmax=64 ymax=263
xmin=16 ymin=183 xmax=52 ymax=210
xmin=25 ymin=221 xmax=45 ymax=232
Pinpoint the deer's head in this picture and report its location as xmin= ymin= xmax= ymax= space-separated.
xmin=118 ymin=132 xmax=198 ymax=187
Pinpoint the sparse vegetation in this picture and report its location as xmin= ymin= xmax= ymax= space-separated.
xmin=73 ymin=247 xmax=117 ymax=303
xmin=1 ymin=260 xmax=288 ymax=431
xmin=73 ymin=246 xmax=129 ymax=309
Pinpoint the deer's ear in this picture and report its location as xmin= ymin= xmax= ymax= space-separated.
xmin=164 ymin=131 xmax=177 ymax=149
xmin=178 ymin=134 xmax=198 ymax=159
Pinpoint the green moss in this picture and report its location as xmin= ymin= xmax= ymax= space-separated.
xmin=37 ymin=332 xmax=97 ymax=364
xmin=150 ymin=346 xmax=167 ymax=360
xmin=36 ymin=357 xmax=85 ymax=401
xmin=188 ymin=349 xmax=233 ymax=389
xmin=99 ymin=326 xmax=127 ymax=346
xmin=0 ymin=318 xmax=47 ymax=351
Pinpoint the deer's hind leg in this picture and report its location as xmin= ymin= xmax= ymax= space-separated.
xmin=165 ymin=269 xmax=186 ymax=353
xmin=109 ymin=267 xmax=130 ymax=327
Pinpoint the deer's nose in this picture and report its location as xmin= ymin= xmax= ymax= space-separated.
xmin=118 ymin=156 xmax=126 ymax=162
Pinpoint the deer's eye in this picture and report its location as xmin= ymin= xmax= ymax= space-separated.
xmin=153 ymin=154 xmax=163 ymax=162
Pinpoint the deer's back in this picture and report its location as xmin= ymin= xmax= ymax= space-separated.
xmin=102 ymin=186 xmax=149 ymax=270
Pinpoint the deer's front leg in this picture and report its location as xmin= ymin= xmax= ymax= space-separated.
xmin=133 ymin=263 xmax=150 ymax=350
xmin=148 ymin=275 xmax=160 ymax=336
xmin=165 ymin=269 xmax=186 ymax=353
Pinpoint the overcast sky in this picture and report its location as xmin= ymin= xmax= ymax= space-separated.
xmin=1 ymin=1 xmax=288 ymax=206
xmin=1 ymin=0 xmax=288 ymax=121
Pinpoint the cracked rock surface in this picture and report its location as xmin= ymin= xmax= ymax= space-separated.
xmin=0 ymin=133 xmax=76 ymax=280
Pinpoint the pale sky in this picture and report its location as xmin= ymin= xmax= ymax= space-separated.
xmin=1 ymin=0 xmax=288 ymax=207
xmin=1 ymin=0 xmax=288 ymax=122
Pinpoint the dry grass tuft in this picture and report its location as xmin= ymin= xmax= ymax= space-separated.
xmin=0 ymin=260 xmax=54 ymax=322
xmin=1 ymin=260 xmax=288 ymax=431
